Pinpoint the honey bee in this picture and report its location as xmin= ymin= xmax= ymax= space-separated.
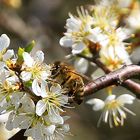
xmin=50 ymin=61 xmax=84 ymax=104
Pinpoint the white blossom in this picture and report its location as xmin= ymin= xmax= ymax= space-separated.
xmin=91 ymin=4 xmax=118 ymax=31
xmin=21 ymin=51 xmax=51 ymax=82
xmin=60 ymin=7 xmax=102 ymax=54
xmin=86 ymin=94 xmax=135 ymax=127
xmin=32 ymin=80 xmax=68 ymax=116
xmin=24 ymin=121 xmax=70 ymax=140
xmin=99 ymin=28 xmax=131 ymax=48
xmin=100 ymin=45 xmax=132 ymax=70
xmin=99 ymin=28 xmax=132 ymax=70
xmin=6 ymin=95 xmax=35 ymax=130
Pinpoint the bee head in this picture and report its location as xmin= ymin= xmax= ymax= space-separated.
xmin=51 ymin=61 xmax=62 ymax=76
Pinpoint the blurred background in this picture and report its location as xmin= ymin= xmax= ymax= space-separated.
xmin=1 ymin=0 xmax=140 ymax=140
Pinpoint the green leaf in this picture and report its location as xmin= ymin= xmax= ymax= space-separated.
xmin=25 ymin=40 xmax=35 ymax=53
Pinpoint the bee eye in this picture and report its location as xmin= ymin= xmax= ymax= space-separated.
xmin=56 ymin=65 xmax=60 ymax=69
xmin=51 ymin=64 xmax=61 ymax=76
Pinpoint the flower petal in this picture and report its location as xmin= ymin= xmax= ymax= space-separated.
xmin=40 ymin=70 xmax=51 ymax=80
xmin=86 ymin=98 xmax=105 ymax=111
xmin=105 ymin=95 xmax=116 ymax=103
xmin=72 ymin=42 xmax=86 ymax=54
xmin=34 ymin=51 xmax=44 ymax=63
xmin=21 ymin=71 xmax=32 ymax=81
xmin=117 ymin=94 xmax=135 ymax=105
xmin=36 ymin=100 xmax=46 ymax=116
xmin=50 ymin=84 xmax=62 ymax=95
xmin=3 ymin=49 xmax=14 ymax=61
xmin=6 ymin=112 xmax=15 ymax=130
xmin=44 ymin=125 xmax=56 ymax=136
xmin=0 ymin=34 xmax=10 ymax=51
xmin=40 ymin=80 xmax=48 ymax=98
xmin=49 ymin=113 xmax=64 ymax=124
xmin=21 ymin=96 xmax=35 ymax=113
xmin=74 ymin=58 xmax=88 ymax=74
xmin=23 ymin=52 xmax=34 ymax=67
xmin=32 ymin=79 xmax=42 ymax=96
xmin=62 ymin=124 xmax=70 ymax=132
xmin=59 ymin=36 xmax=73 ymax=47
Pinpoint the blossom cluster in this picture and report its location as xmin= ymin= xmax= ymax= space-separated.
xmin=60 ymin=1 xmax=134 ymax=72
xmin=60 ymin=0 xmax=137 ymax=128
xmin=0 ymin=34 xmax=70 ymax=140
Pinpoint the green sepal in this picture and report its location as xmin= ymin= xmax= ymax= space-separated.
xmin=25 ymin=40 xmax=35 ymax=53
xmin=17 ymin=47 xmax=25 ymax=65
xmin=6 ymin=95 xmax=11 ymax=102
xmin=24 ymin=80 xmax=32 ymax=87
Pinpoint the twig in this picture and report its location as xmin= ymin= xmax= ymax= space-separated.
xmin=77 ymin=54 xmax=140 ymax=97
xmin=84 ymin=65 xmax=140 ymax=96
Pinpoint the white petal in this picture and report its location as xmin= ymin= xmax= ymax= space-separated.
xmin=34 ymin=51 xmax=44 ymax=63
xmin=74 ymin=58 xmax=88 ymax=74
xmin=23 ymin=52 xmax=34 ymax=67
xmin=6 ymin=112 xmax=15 ymax=130
xmin=66 ymin=15 xmax=81 ymax=31
xmin=40 ymin=70 xmax=51 ymax=80
xmin=0 ymin=34 xmax=10 ymax=51
xmin=86 ymin=98 xmax=105 ymax=111
xmin=21 ymin=71 xmax=32 ymax=81
xmin=117 ymin=94 xmax=135 ymax=105
xmin=19 ymin=117 xmax=32 ymax=129
xmin=108 ymin=46 xmax=115 ymax=60
xmin=115 ymin=46 xmax=132 ymax=65
xmin=62 ymin=124 xmax=70 ymax=132
xmin=13 ymin=115 xmax=25 ymax=128
xmin=105 ymin=95 xmax=116 ymax=103
xmin=72 ymin=42 xmax=86 ymax=54
xmin=87 ymin=27 xmax=101 ymax=42
xmin=32 ymin=79 xmax=42 ymax=96
xmin=3 ymin=49 xmax=14 ymax=61
xmin=49 ymin=113 xmax=64 ymax=124
xmin=6 ymin=75 xmax=19 ymax=83
xmin=59 ymin=36 xmax=73 ymax=47
xmin=33 ymin=123 xmax=42 ymax=139
xmin=59 ymin=95 xmax=68 ymax=105
xmin=24 ymin=128 xmax=33 ymax=137
xmin=36 ymin=100 xmax=46 ymax=116
xmin=44 ymin=125 xmax=56 ymax=136
xmin=0 ymin=112 xmax=9 ymax=122
xmin=21 ymin=96 xmax=35 ymax=113
xmin=40 ymin=80 xmax=48 ymax=98
xmin=50 ymin=84 xmax=62 ymax=95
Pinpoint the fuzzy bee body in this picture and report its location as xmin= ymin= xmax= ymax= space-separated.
xmin=51 ymin=61 xmax=84 ymax=104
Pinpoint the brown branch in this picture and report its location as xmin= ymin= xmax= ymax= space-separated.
xmin=84 ymin=65 xmax=140 ymax=96
xmin=77 ymin=54 xmax=140 ymax=97
xmin=122 ymin=80 xmax=140 ymax=98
